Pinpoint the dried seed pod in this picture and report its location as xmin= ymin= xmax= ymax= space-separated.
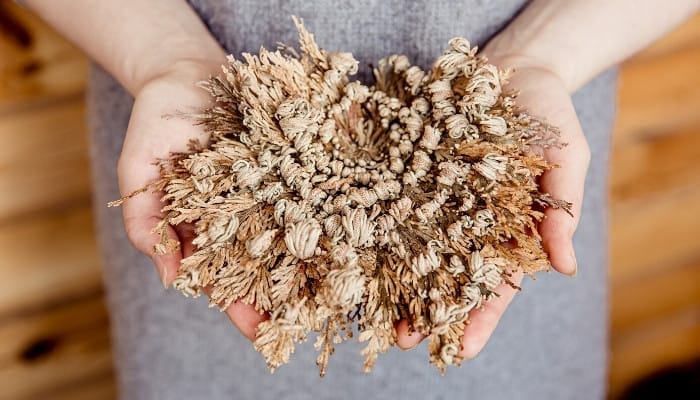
xmin=322 ymin=264 xmax=365 ymax=311
xmin=479 ymin=115 xmax=508 ymax=136
xmin=246 ymin=229 xmax=279 ymax=258
xmin=475 ymin=153 xmax=509 ymax=180
xmin=411 ymin=240 xmax=443 ymax=276
xmin=464 ymin=64 xmax=502 ymax=108
xmin=342 ymin=208 xmax=375 ymax=248
xmin=447 ymin=255 xmax=466 ymax=275
xmin=445 ymin=113 xmax=470 ymax=139
xmin=193 ymin=214 xmax=239 ymax=247
xmin=285 ymin=219 xmax=322 ymax=259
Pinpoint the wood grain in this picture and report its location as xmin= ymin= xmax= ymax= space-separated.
xmin=0 ymin=206 xmax=102 ymax=318
xmin=0 ymin=1 xmax=87 ymax=111
xmin=608 ymin=309 xmax=700 ymax=398
xmin=613 ymin=46 xmax=700 ymax=145
xmin=0 ymin=99 xmax=91 ymax=221
xmin=610 ymin=126 xmax=700 ymax=202
xmin=611 ymin=258 xmax=700 ymax=334
xmin=610 ymin=178 xmax=700 ymax=283
xmin=0 ymin=296 xmax=113 ymax=400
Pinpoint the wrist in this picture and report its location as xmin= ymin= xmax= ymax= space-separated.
xmin=121 ymin=37 xmax=226 ymax=96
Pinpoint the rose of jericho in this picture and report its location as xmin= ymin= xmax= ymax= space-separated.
xmin=111 ymin=17 xmax=571 ymax=376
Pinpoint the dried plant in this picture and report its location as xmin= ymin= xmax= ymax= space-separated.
xmin=110 ymin=16 xmax=571 ymax=376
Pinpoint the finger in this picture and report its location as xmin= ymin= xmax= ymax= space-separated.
xmin=395 ymin=319 xmax=425 ymax=350
xmin=459 ymin=271 xmax=523 ymax=359
xmin=178 ymin=225 xmax=267 ymax=341
xmin=121 ymin=192 xmax=182 ymax=287
xmin=224 ymin=301 xmax=269 ymax=341
xmin=201 ymin=285 xmax=267 ymax=341
xmin=540 ymin=121 xmax=590 ymax=276
xmin=174 ymin=223 xmax=197 ymax=258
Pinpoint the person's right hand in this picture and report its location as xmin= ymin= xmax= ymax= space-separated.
xmin=395 ymin=55 xmax=591 ymax=358
xmin=117 ymin=60 xmax=267 ymax=341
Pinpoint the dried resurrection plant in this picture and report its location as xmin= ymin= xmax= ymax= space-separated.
xmin=111 ymin=17 xmax=571 ymax=375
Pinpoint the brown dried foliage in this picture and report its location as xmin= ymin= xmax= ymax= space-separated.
xmin=110 ymin=17 xmax=570 ymax=375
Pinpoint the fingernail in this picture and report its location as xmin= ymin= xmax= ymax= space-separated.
xmin=460 ymin=341 xmax=481 ymax=360
xmin=567 ymin=248 xmax=578 ymax=277
xmin=400 ymin=341 xmax=420 ymax=351
xmin=161 ymin=267 xmax=170 ymax=288
xmin=399 ymin=330 xmax=423 ymax=351
xmin=153 ymin=257 xmax=169 ymax=288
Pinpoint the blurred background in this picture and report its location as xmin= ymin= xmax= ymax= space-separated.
xmin=0 ymin=2 xmax=698 ymax=399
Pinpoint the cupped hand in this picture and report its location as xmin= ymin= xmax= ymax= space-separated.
xmin=117 ymin=61 xmax=266 ymax=340
xmin=396 ymin=56 xmax=591 ymax=357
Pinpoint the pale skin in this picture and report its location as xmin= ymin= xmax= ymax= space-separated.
xmin=26 ymin=0 xmax=700 ymax=359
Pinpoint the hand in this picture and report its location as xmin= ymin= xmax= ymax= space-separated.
xmin=395 ymin=55 xmax=591 ymax=358
xmin=117 ymin=61 xmax=266 ymax=341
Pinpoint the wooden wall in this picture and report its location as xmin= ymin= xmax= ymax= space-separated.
xmin=0 ymin=2 xmax=113 ymax=399
xmin=608 ymin=13 xmax=700 ymax=398
xmin=0 ymin=2 xmax=698 ymax=398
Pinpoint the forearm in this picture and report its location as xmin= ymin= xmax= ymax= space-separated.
xmin=24 ymin=0 xmax=226 ymax=95
xmin=485 ymin=0 xmax=700 ymax=92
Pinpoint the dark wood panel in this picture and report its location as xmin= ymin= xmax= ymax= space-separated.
xmin=0 ymin=1 xmax=87 ymax=111
xmin=0 ymin=295 xmax=113 ymax=400
xmin=608 ymin=309 xmax=700 ymax=398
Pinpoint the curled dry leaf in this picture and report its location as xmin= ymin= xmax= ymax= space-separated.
xmin=110 ymin=16 xmax=571 ymax=376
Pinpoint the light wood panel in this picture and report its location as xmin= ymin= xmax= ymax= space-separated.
xmin=0 ymin=99 xmax=91 ymax=221
xmin=0 ymin=206 xmax=102 ymax=317
xmin=613 ymin=46 xmax=700 ymax=145
xmin=610 ymin=182 xmax=700 ymax=283
xmin=611 ymin=259 xmax=700 ymax=334
xmin=610 ymin=126 xmax=700 ymax=202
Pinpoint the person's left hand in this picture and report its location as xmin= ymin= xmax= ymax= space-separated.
xmin=395 ymin=54 xmax=590 ymax=359
xmin=116 ymin=60 xmax=267 ymax=341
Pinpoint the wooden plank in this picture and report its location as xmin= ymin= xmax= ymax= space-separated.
xmin=610 ymin=125 xmax=700 ymax=203
xmin=0 ymin=295 xmax=113 ymax=400
xmin=0 ymin=99 xmax=91 ymax=220
xmin=0 ymin=2 xmax=87 ymax=111
xmin=613 ymin=46 xmax=700 ymax=145
xmin=611 ymin=258 xmax=700 ymax=334
xmin=0 ymin=205 xmax=102 ymax=318
xmin=41 ymin=376 xmax=116 ymax=400
xmin=610 ymin=182 xmax=700 ymax=283
xmin=608 ymin=309 xmax=700 ymax=399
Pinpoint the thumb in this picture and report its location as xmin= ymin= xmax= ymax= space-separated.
xmin=121 ymin=192 xmax=183 ymax=287
xmin=539 ymin=122 xmax=591 ymax=277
